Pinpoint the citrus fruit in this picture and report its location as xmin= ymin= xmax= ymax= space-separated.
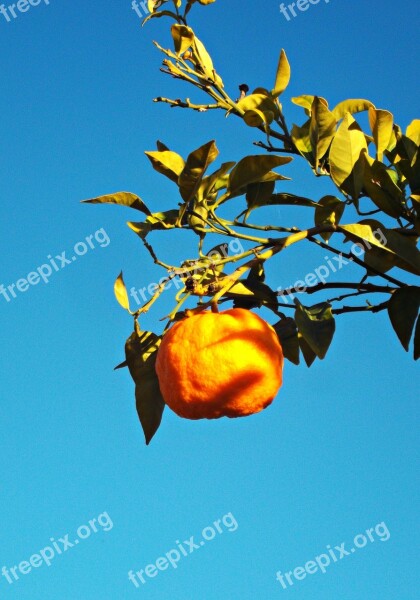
xmin=155 ymin=307 xmax=284 ymax=420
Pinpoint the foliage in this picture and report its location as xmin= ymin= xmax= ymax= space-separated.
xmin=84 ymin=0 xmax=420 ymax=444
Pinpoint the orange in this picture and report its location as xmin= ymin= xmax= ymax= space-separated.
xmin=155 ymin=307 xmax=284 ymax=420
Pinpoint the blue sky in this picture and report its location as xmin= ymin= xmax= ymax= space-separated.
xmin=0 ymin=0 xmax=419 ymax=598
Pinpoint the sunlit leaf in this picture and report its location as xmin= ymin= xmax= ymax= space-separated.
xmin=272 ymin=49 xmax=291 ymax=98
xmin=145 ymin=150 xmax=185 ymax=183
xmin=228 ymin=155 xmax=292 ymax=196
xmin=314 ymin=196 xmax=345 ymax=242
xmin=82 ymin=191 xmax=151 ymax=214
xmin=332 ymin=99 xmax=375 ymax=121
xmin=114 ymin=272 xmax=131 ymax=312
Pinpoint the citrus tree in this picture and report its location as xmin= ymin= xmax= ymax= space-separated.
xmin=84 ymin=0 xmax=420 ymax=444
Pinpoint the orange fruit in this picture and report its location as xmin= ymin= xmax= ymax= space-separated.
xmin=155 ymin=307 xmax=284 ymax=420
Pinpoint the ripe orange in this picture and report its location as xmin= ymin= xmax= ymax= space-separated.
xmin=155 ymin=307 xmax=284 ymax=420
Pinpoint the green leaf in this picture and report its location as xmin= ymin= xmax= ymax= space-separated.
xmin=228 ymin=155 xmax=292 ymax=196
xmin=145 ymin=150 xmax=185 ymax=183
xmin=125 ymin=330 xmax=164 ymax=445
xmin=387 ymin=287 xmax=420 ymax=352
xmin=314 ymin=196 xmax=345 ymax=242
xmin=274 ymin=318 xmax=300 ymax=365
xmin=230 ymin=278 xmax=278 ymax=310
xmin=295 ymin=301 xmax=335 ymax=359
xmin=272 ymin=49 xmax=291 ymax=98
xmin=114 ymin=272 xmax=131 ymax=312
xmin=82 ymin=191 xmax=151 ymax=214
xmin=332 ymin=99 xmax=375 ymax=121
xmin=179 ymin=140 xmax=219 ymax=203
xmin=368 ymin=108 xmax=394 ymax=161
xmin=309 ymin=97 xmax=337 ymax=170
xmin=329 ymin=113 xmax=368 ymax=200
xmin=298 ymin=334 xmax=317 ymax=367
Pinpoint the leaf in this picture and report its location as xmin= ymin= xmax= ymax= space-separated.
xmin=406 ymin=119 xmax=420 ymax=147
xmin=245 ymin=181 xmax=275 ymax=218
xmin=198 ymin=161 xmax=235 ymax=201
xmin=309 ymin=97 xmax=337 ymax=170
xmin=82 ymin=191 xmax=151 ymax=214
xmin=272 ymin=49 xmax=291 ymax=98
xmin=228 ymin=155 xmax=292 ymax=196
xmin=274 ymin=318 xmax=300 ymax=365
xmin=295 ymin=301 xmax=335 ymax=359
xmin=414 ymin=316 xmax=420 ymax=360
xmin=156 ymin=140 xmax=170 ymax=151
xmin=171 ymin=24 xmax=195 ymax=55
xmin=329 ymin=113 xmax=368 ymax=200
xmin=332 ymin=99 xmax=375 ymax=121
xmin=291 ymin=119 xmax=314 ymax=164
xmin=387 ymin=287 xmax=420 ymax=352
xmin=292 ymin=95 xmax=314 ymax=111
xmin=267 ymin=193 xmax=318 ymax=208
xmin=193 ymin=36 xmax=217 ymax=81
xmin=125 ymin=330 xmax=164 ymax=445
xmin=230 ymin=278 xmax=278 ymax=310
xmin=362 ymin=155 xmax=404 ymax=218
xmin=314 ymin=196 xmax=345 ymax=242
xmin=145 ymin=150 xmax=185 ymax=184
xmin=368 ymin=108 xmax=394 ymax=161
xmin=142 ymin=9 xmax=178 ymax=26
xmin=114 ymin=272 xmax=131 ymax=312
xmin=340 ymin=221 xmax=420 ymax=276
xmin=298 ymin=334 xmax=317 ymax=367
xmin=237 ymin=94 xmax=279 ymax=120
xmin=179 ymin=140 xmax=219 ymax=203
xmin=128 ymin=209 xmax=180 ymax=240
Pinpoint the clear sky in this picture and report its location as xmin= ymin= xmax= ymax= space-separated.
xmin=0 ymin=1 xmax=419 ymax=599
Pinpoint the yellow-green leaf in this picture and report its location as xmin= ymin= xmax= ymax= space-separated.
xmin=315 ymin=196 xmax=345 ymax=241
xmin=145 ymin=150 xmax=185 ymax=183
xmin=329 ymin=113 xmax=368 ymax=200
xmin=114 ymin=272 xmax=131 ymax=312
xmin=405 ymin=119 xmax=420 ymax=147
xmin=228 ymin=155 xmax=292 ymax=196
xmin=368 ymin=108 xmax=394 ymax=161
xmin=295 ymin=301 xmax=335 ymax=360
xmin=309 ymin=97 xmax=337 ymax=170
xmin=171 ymin=24 xmax=195 ymax=55
xmin=178 ymin=140 xmax=219 ymax=203
xmin=82 ymin=191 xmax=151 ymax=214
xmin=272 ymin=49 xmax=291 ymax=98
xmin=332 ymin=99 xmax=375 ymax=121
